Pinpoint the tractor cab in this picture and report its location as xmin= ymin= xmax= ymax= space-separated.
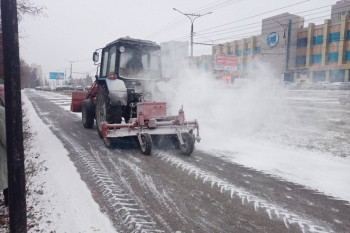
xmin=94 ymin=37 xmax=162 ymax=82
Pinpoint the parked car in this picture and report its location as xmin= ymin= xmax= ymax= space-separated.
xmin=75 ymin=86 xmax=85 ymax=91
xmin=42 ymin=86 xmax=51 ymax=91
xmin=327 ymin=82 xmax=343 ymax=90
xmin=340 ymin=82 xmax=350 ymax=90
xmin=314 ymin=81 xmax=331 ymax=90
xmin=61 ymin=85 xmax=75 ymax=91
xmin=339 ymin=95 xmax=350 ymax=105
xmin=55 ymin=86 xmax=63 ymax=91
xmin=34 ymin=86 xmax=43 ymax=91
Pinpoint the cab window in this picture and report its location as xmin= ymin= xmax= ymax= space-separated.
xmin=101 ymin=50 xmax=109 ymax=77
xmin=108 ymin=46 xmax=117 ymax=73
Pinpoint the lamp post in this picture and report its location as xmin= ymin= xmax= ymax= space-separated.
xmin=173 ymin=8 xmax=212 ymax=57
xmin=274 ymin=19 xmax=292 ymax=77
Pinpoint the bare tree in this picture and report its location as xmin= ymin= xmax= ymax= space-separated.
xmin=0 ymin=0 xmax=46 ymax=28
xmin=0 ymin=0 xmax=46 ymax=82
xmin=17 ymin=0 xmax=46 ymax=21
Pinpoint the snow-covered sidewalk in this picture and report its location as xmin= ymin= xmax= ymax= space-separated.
xmin=21 ymin=91 xmax=116 ymax=232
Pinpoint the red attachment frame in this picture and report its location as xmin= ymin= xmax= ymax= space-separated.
xmin=136 ymin=102 xmax=167 ymax=120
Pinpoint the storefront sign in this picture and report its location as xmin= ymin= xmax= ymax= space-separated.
xmin=214 ymin=54 xmax=238 ymax=71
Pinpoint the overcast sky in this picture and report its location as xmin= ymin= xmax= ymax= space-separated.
xmin=19 ymin=0 xmax=336 ymax=79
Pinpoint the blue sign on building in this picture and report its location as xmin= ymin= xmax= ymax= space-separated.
xmin=49 ymin=72 xmax=65 ymax=80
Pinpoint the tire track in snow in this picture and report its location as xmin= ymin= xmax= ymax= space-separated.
xmin=55 ymin=130 xmax=164 ymax=233
xmin=29 ymin=94 xmax=164 ymax=233
xmin=117 ymin=157 xmax=189 ymax=225
xmin=155 ymin=151 xmax=334 ymax=233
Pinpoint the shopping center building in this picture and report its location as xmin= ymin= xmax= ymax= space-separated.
xmin=212 ymin=0 xmax=350 ymax=83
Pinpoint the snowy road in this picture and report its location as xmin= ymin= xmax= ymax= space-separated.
xmin=24 ymin=89 xmax=350 ymax=233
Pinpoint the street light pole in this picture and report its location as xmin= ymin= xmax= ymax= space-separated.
xmin=173 ymin=8 xmax=212 ymax=57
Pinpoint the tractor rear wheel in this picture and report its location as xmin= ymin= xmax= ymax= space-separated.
xmin=179 ymin=132 xmax=195 ymax=156
xmin=82 ymin=99 xmax=95 ymax=128
xmin=96 ymin=84 xmax=123 ymax=138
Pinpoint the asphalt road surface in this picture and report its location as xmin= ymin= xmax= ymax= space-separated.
xmin=24 ymin=89 xmax=350 ymax=233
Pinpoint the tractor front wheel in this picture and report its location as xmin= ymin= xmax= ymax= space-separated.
xmin=140 ymin=133 xmax=152 ymax=155
xmin=179 ymin=132 xmax=195 ymax=156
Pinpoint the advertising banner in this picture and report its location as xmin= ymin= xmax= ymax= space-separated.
xmin=214 ymin=54 xmax=238 ymax=71
xmin=49 ymin=72 xmax=65 ymax=80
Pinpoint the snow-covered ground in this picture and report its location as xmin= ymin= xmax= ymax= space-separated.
xmin=21 ymin=93 xmax=116 ymax=232
xmin=2 ymin=67 xmax=350 ymax=232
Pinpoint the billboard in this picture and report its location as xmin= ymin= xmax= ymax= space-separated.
xmin=49 ymin=72 xmax=65 ymax=80
xmin=214 ymin=54 xmax=238 ymax=71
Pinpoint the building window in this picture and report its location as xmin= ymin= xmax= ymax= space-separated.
xmin=236 ymin=50 xmax=242 ymax=56
xmin=347 ymin=30 xmax=350 ymax=40
xmin=296 ymin=56 xmax=306 ymax=66
xmin=313 ymin=35 xmax=323 ymax=45
xmin=313 ymin=71 xmax=326 ymax=82
xmin=297 ymin=38 xmax=307 ymax=47
xmin=312 ymin=54 xmax=322 ymax=64
xmin=329 ymin=32 xmax=340 ymax=42
xmin=327 ymin=52 xmax=339 ymax=62
xmin=330 ymin=69 xmax=344 ymax=82
xmin=245 ymin=48 xmax=251 ymax=55
xmin=345 ymin=50 xmax=350 ymax=60
xmin=254 ymin=47 xmax=261 ymax=54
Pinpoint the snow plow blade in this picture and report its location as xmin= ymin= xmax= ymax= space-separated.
xmin=71 ymin=91 xmax=88 ymax=112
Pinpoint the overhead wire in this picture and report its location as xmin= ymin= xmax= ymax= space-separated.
xmin=162 ymin=1 xmax=331 ymax=52
xmin=195 ymin=13 xmax=331 ymax=44
xmin=195 ymin=5 xmax=333 ymax=37
xmin=194 ymin=11 xmax=339 ymax=45
xmin=197 ymin=0 xmax=311 ymax=33
xmin=159 ymin=1 xmax=344 ymax=55
xmin=146 ymin=0 xmax=243 ymax=40
xmin=194 ymin=2 xmax=346 ymax=45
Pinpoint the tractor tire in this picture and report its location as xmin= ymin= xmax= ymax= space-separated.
xmin=140 ymin=133 xmax=152 ymax=155
xmin=96 ymin=84 xmax=123 ymax=138
xmin=179 ymin=132 xmax=195 ymax=156
xmin=82 ymin=99 xmax=95 ymax=128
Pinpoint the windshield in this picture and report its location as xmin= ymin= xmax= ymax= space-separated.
xmin=119 ymin=47 xmax=161 ymax=79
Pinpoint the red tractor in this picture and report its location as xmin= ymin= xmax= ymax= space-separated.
xmin=71 ymin=37 xmax=200 ymax=155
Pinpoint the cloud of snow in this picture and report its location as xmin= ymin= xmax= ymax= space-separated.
xmin=156 ymin=61 xmax=297 ymax=138
xmin=153 ymin=61 xmax=350 ymax=203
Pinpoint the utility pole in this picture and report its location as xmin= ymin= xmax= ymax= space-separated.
xmin=1 ymin=0 xmax=27 ymax=232
xmin=173 ymin=8 xmax=212 ymax=57
xmin=274 ymin=19 xmax=291 ymax=77
xmin=66 ymin=60 xmax=81 ymax=79
xmin=285 ymin=19 xmax=292 ymax=72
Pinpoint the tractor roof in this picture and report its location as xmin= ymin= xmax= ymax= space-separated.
xmin=106 ymin=37 xmax=160 ymax=49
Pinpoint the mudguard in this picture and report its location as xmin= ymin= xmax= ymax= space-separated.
xmin=106 ymin=79 xmax=127 ymax=106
